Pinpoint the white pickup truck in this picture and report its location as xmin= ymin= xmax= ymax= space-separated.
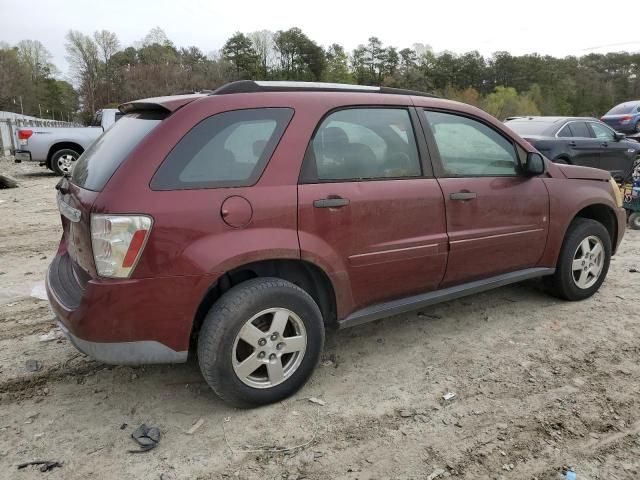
xmin=14 ymin=108 xmax=121 ymax=175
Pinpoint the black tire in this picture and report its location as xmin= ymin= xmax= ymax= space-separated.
xmin=545 ymin=218 xmax=611 ymax=301
xmin=635 ymin=121 xmax=640 ymax=133
xmin=197 ymin=277 xmax=325 ymax=408
xmin=50 ymin=148 xmax=80 ymax=176
xmin=629 ymin=212 xmax=640 ymax=230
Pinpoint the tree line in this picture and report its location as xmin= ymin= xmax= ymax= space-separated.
xmin=2 ymin=27 xmax=640 ymax=123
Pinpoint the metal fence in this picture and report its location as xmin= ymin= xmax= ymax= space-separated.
xmin=0 ymin=116 xmax=80 ymax=156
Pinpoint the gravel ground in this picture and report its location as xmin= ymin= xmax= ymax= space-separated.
xmin=1 ymin=157 xmax=639 ymax=480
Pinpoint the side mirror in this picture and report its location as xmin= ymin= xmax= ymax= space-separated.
xmin=614 ymin=132 xmax=626 ymax=141
xmin=525 ymin=152 xmax=545 ymax=176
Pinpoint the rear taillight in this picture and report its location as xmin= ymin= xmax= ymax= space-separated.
xmin=90 ymin=214 xmax=152 ymax=278
xmin=17 ymin=129 xmax=33 ymax=145
xmin=621 ymin=116 xmax=632 ymax=124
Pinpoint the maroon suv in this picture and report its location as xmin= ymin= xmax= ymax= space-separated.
xmin=47 ymin=81 xmax=626 ymax=407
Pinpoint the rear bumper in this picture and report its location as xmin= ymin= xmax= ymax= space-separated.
xmin=46 ymin=253 xmax=220 ymax=365
xmin=14 ymin=150 xmax=33 ymax=162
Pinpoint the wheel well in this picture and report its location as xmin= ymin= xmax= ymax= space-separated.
xmin=574 ymin=204 xmax=617 ymax=252
xmin=47 ymin=142 xmax=84 ymax=167
xmin=189 ymin=259 xmax=337 ymax=354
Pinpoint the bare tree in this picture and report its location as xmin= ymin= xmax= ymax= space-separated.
xmin=66 ymin=30 xmax=100 ymax=113
xmin=94 ymin=30 xmax=120 ymax=103
xmin=248 ymin=30 xmax=276 ymax=78
xmin=16 ymin=39 xmax=54 ymax=80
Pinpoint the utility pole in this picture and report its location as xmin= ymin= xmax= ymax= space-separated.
xmin=19 ymin=96 xmax=23 ymax=115
xmin=39 ymin=104 xmax=43 ymax=118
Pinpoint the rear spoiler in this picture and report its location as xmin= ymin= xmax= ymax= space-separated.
xmin=118 ymin=93 xmax=206 ymax=115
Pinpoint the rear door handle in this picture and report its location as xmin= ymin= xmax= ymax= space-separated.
xmin=449 ymin=191 xmax=477 ymax=201
xmin=568 ymin=141 xmax=577 ymax=147
xmin=313 ymin=197 xmax=350 ymax=208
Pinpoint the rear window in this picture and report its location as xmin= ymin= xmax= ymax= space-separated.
xmin=151 ymin=108 xmax=293 ymax=190
xmin=72 ymin=112 xmax=164 ymax=191
xmin=505 ymin=120 xmax=554 ymax=135
xmin=606 ymin=103 xmax=638 ymax=115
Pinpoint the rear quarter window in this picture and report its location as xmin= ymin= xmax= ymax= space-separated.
xmin=151 ymin=108 xmax=293 ymax=190
xmin=72 ymin=112 xmax=165 ymax=191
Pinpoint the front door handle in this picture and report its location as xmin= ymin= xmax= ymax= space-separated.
xmin=568 ymin=141 xmax=577 ymax=147
xmin=450 ymin=191 xmax=477 ymax=201
xmin=601 ymin=141 xmax=609 ymax=147
xmin=313 ymin=197 xmax=350 ymax=208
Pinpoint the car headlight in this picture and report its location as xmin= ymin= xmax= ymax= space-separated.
xmin=609 ymin=178 xmax=623 ymax=208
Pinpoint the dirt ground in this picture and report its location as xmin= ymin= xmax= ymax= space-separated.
xmin=0 ymin=156 xmax=639 ymax=480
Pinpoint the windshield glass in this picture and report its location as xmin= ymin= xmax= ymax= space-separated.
xmin=607 ymin=103 xmax=638 ymax=115
xmin=72 ymin=112 xmax=165 ymax=191
xmin=505 ymin=120 xmax=554 ymax=135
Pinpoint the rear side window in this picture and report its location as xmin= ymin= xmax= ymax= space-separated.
xmin=151 ymin=108 xmax=293 ymax=190
xmin=568 ymin=122 xmax=592 ymax=138
xmin=557 ymin=124 xmax=572 ymax=137
xmin=72 ymin=112 xmax=165 ymax=191
xmin=302 ymin=108 xmax=421 ymax=182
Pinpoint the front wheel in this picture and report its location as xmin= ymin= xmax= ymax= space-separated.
xmin=50 ymin=148 xmax=80 ymax=176
xmin=197 ymin=278 xmax=325 ymax=408
xmin=545 ymin=218 xmax=611 ymax=301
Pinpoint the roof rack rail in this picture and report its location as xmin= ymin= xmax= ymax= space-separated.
xmin=211 ymin=80 xmax=438 ymax=98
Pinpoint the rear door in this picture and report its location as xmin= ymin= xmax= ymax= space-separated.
xmin=420 ymin=109 xmax=549 ymax=286
xmin=297 ymin=107 xmax=448 ymax=314
xmin=588 ymin=121 xmax=631 ymax=180
xmin=562 ymin=121 xmax=601 ymax=169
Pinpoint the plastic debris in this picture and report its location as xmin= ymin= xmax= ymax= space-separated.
xmin=426 ymin=468 xmax=445 ymax=480
xmin=442 ymin=392 xmax=457 ymax=401
xmin=25 ymin=359 xmax=42 ymax=372
xmin=129 ymin=424 xmax=161 ymax=453
xmin=565 ymin=471 xmax=577 ymax=480
xmin=39 ymin=330 xmax=58 ymax=342
xmin=308 ymin=397 xmax=326 ymax=406
xmin=30 ymin=282 xmax=48 ymax=301
xmin=186 ymin=418 xmax=204 ymax=435
xmin=17 ymin=460 xmax=62 ymax=472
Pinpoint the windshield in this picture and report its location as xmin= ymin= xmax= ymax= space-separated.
xmin=606 ymin=103 xmax=638 ymax=115
xmin=72 ymin=112 xmax=165 ymax=191
xmin=505 ymin=120 xmax=554 ymax=135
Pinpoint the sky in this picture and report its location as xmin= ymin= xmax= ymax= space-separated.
xmin=2 ymin=0 xmax=639 ymax=80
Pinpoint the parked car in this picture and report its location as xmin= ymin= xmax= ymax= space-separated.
xmin=14 ymin=108 xmax=122 ymax=175
xmin=601 ymin=101 xmax=640 ymax=133
xmin=47 ymin=81 xmax=626 ymax=407
xmin=504 ymin=116 xmax=640 ymax=181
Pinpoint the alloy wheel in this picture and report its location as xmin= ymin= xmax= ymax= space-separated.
xmin=232 ymin=308 xmax=307 ymax=389
xmin=571 ymin=235 xmax=605 ymax=289
xmin=57 ymin=153 xmax=78 ymax=174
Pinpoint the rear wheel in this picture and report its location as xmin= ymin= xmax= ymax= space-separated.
xmin=629 ymin=212 xmax=640 ymax=230
xmin=545 ymin=218 xmax=611 ymax=301
xmin=51 ymin=148 xmax=80 ymax=176
xmin=197 ymin=277 xmax=325 ymax=408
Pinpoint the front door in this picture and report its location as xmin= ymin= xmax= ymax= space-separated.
xmin=563 ymin=121 xmax=602 ymax=169
xmin=297 ymin=107 xmax=448 ymax=316
xmin=589 ymin=121 xmax=632 ymax=180
xmin=420 ymin=109 xmax=549 ymax=286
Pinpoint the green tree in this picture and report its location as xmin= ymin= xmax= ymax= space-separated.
xmin=222 ymin=32 xmax=258 ymax=79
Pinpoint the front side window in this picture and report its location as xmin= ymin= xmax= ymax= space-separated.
xmin=590 ymin=122 xmax=615 ymax=141
xmin=304 ymin=108 xmax=422 ymax=182
xmin=424 ymin=111 xmax=518 ymax=176
xmin=151 ymin=108 xmax=293 ymax=190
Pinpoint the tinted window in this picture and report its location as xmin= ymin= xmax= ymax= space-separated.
xmin=557 ymin=124 xmax=572 ymax=137
xmin=424 ymin=111 xmax=518 ymax=176
xmin=569 ymin=122 xmax=592 ymax=138
xmin=151 ymin=108 xmax=293 ymax=190
xmin=590 ymin=122 xmax=615 ymax=140
xmin=305 ymin=108 xmax=421 ymax=182
xmin=505 ymin=120 xmax=554 ymax=135
xmin=607 ymin=103 xmax=638 ymax=115
xmin=72 ymin=112 xmax=164 ymax=191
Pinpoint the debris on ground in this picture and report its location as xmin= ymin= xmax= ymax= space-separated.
xmin=398 ymin=409 xmax=415 ymax=418
xmin=186 ymin=418 xmax=204 ymax=435
xmin=442 ymin=392 xmax=457 ymax=401
xmin=0 ymin=173 xmax=19 ymax=189
xmin=38 ymin=330 xmax=59 ymax=342
xmin=128 ymin=424 xmax=161 ymax=453
xmin=25 ymin=359 xmax=42 ymax=372
xmin=30 ymin=282 xmax=48 ymax=301
xmin=426 ymin=467 xmax=446 ymax=480
xmin=565 ymin=470 xmax=577 ymax=480
xmin=308 ymin=397 xmax=326 ymax=406
xmin=17 ymin=460 xmax=63 ymax=472
xmin=629 ymin=268 xmax=638 ymax=273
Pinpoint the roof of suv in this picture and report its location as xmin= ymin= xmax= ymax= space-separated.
xmin=119 ymin=81 xmax=438 ymax=114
